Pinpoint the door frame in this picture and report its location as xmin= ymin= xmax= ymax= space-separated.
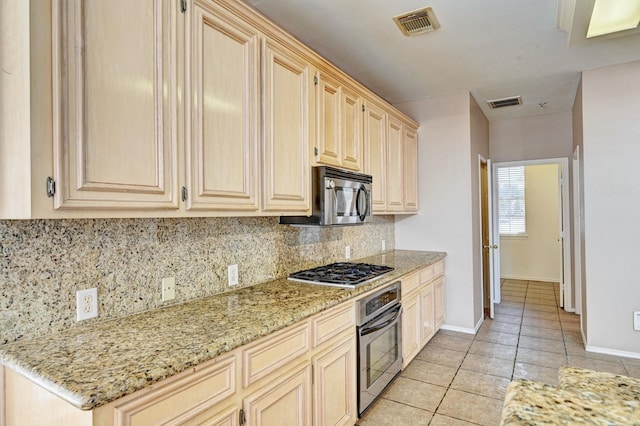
xmin=478 ymin=154 xmax=500 ymax=319
xmin=572 ymin=146 xmax=582 ymax=315
xmin=492 ymin=157 xmax=573 ymax=311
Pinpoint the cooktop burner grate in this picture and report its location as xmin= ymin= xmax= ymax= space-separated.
xmin=288 ymin=262 xmax=394 ymax=288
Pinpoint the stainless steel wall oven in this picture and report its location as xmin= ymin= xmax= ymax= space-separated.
xmin=356 ymin=282 xmax=402 ymax=415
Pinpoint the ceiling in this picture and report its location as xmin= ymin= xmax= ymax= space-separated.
xmin=245 ymin=0 xmax=640 ymax=121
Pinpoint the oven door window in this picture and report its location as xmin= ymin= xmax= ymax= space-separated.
xmin=366 ymin=323 xmax=399 ymax=386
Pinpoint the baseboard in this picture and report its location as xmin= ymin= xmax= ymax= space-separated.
xmin=501 ymin=275 xmax=558 ymax=283
xmin=584 ymin=344 xmax=640 ymax=360
xmin=440 ymin=323 xmax=478 ymax=335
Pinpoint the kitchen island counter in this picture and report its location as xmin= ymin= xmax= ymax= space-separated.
xmin=0 ymin=250 xmax=445 ymax=411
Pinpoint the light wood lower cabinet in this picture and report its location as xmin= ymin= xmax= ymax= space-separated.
xmin=1 ymin=302 xmax=356 ymax=426
xmin=243 ymin=362 xmax=312 ymax=426
xmin=401 ymin=260 xmax=446 ymax=367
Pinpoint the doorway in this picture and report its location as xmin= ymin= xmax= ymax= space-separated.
xmin=492 ymin=158 xmax=572 ymax=311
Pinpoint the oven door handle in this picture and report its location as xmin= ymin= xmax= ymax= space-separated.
xmin=360 ymin=306 xmax=402 ymax=336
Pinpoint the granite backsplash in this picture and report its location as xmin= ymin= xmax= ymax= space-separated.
xmin=0 ymin=216 xmax=394 ymax=345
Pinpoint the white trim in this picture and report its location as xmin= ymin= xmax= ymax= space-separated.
xmin=572 ymin=145 xmax=583 ymax=316
xmin=440 ymin=323 xmax=478 ymax=335
xmin=584 ymin=345 xmax=640 ymax=361
xmin=500 ymin=275 xmax=560 ymax=283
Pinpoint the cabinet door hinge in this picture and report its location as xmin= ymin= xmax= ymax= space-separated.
xmin=239 ymin=408 xmax=246 ymax=425
xmin=362 ymin=104 xmax=365 ymax=112
xmin=181 ymin=186 xmax=188 ymax=202
xmin=313 ymin=76 xmax=318 ymax=86
xmin=180 ymin=0 xmax=187 ymax=13
xmin=314 ymin=147 xmax=318 ymax=157
xmin=46 ymin=177 xmax=56 ymax=197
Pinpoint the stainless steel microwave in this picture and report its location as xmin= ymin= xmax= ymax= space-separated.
xmin=279 ymin=166 xmax=372 ymax=226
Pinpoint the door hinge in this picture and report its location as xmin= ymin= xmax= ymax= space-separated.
xmin=362 ymin=104 xmax=365 ymax=112
xmin=313 ymin=76 xmax=318 ymax=86
xmin=239 ymin=409 xmax=246 ymax=425
xmin=314 ymin=147 xmax=318 ymax=157
xmin=181 ymin=186 xmax=188 ymax=202
xmin=180 ymin=0 xmax=187 ymax=13
xmin=46 ymin=177 xmax=56 ymax=197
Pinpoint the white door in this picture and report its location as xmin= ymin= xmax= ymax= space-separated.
xmin=573 ymin=146 xmax=582 ymax=315
xmin=558 ymin=166 xmax=565 ymax=308
xmin=489 ymin=160 xmax=501 ymax=311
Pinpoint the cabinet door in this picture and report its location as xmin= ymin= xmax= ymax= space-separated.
xmin=434 ymin=276 xmax=446 ymax=330
xmin=315 ymin=72 xmax=341 ymax=167
xmin=363 ymin=102 xmax=387 ymax=212
xmin=386 ymin=116 xmax=404 ymax=212
xmin=403 ymin=126 xmax=419 ymax=212
xmin=401 ymin=291 xmax=421 ymax=368
xmin=420 ymin=284 xmax=435 ymax=346
xmin=262 ymin=38 xmax=310 ymax=212
xmin=52 ymin=0 xmax=178 ymax=209
xmin=341 ymin=88 xmax=363 ymax=171
xmin=243 ymin=363 xmax=312 ymax=426
xmin=312 ymin=335 xmax=357 ymax=426
xmin=186 ymin=0 xmax=259 ymax=211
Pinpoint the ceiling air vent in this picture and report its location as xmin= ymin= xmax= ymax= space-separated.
xmin=486 ymin=96 xmax=523 ymax=109
xmin=393 ymin=7 xmax=440 ymax=36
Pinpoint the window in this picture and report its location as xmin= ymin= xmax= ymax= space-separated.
xmin=498 ymin=166 xmax=526 ymax=235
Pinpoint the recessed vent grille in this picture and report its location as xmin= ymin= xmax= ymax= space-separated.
xmin=394 ymin=7 xmax=440 ymax=36
xmin=486 ymin=96 xmax=523 ymax=109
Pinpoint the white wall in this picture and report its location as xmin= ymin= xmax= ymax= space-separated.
xmin=500 ymin=164 xmax=561 ymax=282
xmin=394 ymin=92 xmax=488 ymax=333
xmin=581 ymin=60 xmax=640 ymax=355
xmin=490 ymin=112 xmax=574 ymax=162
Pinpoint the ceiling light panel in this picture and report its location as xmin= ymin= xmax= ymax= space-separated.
xmin=587 ymin=0 xmax=640 ymax=38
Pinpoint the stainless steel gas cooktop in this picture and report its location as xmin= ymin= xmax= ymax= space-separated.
xmin=288 ymin=262 xmax=394 ymax=288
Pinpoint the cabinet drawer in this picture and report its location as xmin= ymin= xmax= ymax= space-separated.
xmin=419 ymin=265 xmax=434 ymax=284
xmin=433 ymin=260 xmax=445 ymax=277
xmin=243 ymin=322 xmax=310 ymax=387
xmin=312 ymin=302 xmax=356 ymax=348
xmin=401 ymin=272 xmax=420 ymax=298
xmin=113 ymin=354 xmax=237 ymax=426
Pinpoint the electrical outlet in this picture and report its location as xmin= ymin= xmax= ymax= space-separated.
xmin=228 ymin=264 xmax=239 ymax=286
xmin=634 ymin=311 xmax=640 ymax=331
xmin=162 ymin=277 xmax=176 ymax=302
xmin=76 ymin=288 xmax=98 ymax=321
xmin=382 ymin=239 xmax=386 ymax=251
xmin=345 ymin=246 xmax=351 ymax=260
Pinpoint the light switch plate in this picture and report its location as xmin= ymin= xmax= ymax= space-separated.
xmin=228 ymin=264 xmax=239 ymax=286
xmin=634 ymin=311 xmax=640 ymax=331
xmin=345 ymin=246 xmax=351 ymax=259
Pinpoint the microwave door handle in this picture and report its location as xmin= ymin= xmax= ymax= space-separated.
xmin=356 ymin=185 xmax=369 ymax=221
xmin=360 ymin=306 xmax=402 ymax=336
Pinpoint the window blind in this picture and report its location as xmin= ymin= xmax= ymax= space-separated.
xmin=497 ymin=166 xmax=526 ymax=235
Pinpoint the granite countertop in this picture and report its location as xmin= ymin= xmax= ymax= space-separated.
xmin=0 ymin=249 xmax=445 ymax=411
xmin=501 ymin=371 xmax=640 ymax=425
xmin=501 ymin=380 xmax=640 ymax=425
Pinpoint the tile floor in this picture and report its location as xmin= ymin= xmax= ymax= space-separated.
xmin=357 ymin=279 xmax=640 ymax=426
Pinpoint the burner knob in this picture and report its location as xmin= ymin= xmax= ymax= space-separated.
xmin=325 ymin=180 xmax=335 ymax=189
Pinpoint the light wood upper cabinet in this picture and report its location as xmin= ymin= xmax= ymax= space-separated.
xmin=315 ymin=72 xmax=342 ymax=167
xmin=52 ymin=0 xmax=179 ymax=209
xmin=363 ymin=101 xmax=387 ymax=212
xmin=386 ymin=115 xmax=404 ymax=212
xmin=314 ymin=72 xmax=363 ymax=172
xmin=403 ymin=126 xmax=419 ymax=212
xmin=185 ymin=0 xmax=260 ymax=211
xmin=341 ymin=87 xmax=363 ymax=171
xmin=262 ymin=38 xmax=311 ymax=213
